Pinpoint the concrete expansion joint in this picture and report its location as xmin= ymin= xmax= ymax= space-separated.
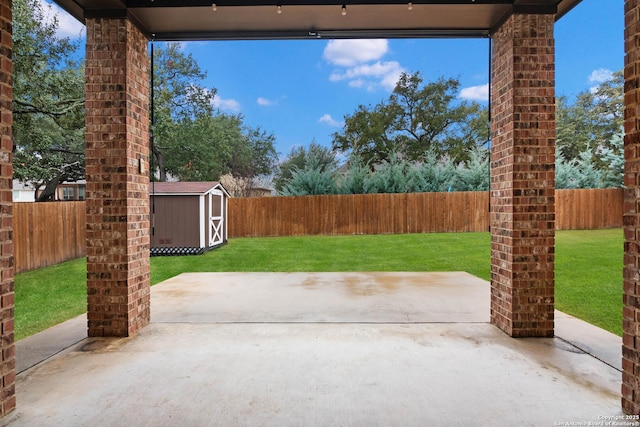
xmin=16 ymin=336 xmax=85 ymax=375
xmin=556 ymin=336 xmax=622 ymax=373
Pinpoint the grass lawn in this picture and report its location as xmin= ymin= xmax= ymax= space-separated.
xmin=15 ymin=257 xmax=87 ymax=340
xmin=150 ymin=232 xmax=493 ymax=283
xmin=15 ymin=229 xmax=624 ymax=340
xmin=555 ymin=228 xmax=623 ymax=335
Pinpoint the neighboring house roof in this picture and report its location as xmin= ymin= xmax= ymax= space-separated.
xmin=151 ymin=181 xmax=230 ymax=197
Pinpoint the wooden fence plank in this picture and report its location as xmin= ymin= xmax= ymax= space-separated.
xmin=554 ymin=189 xmax=623 ymax=230
xmin=14 ymin=202 xmax=86 ymax=273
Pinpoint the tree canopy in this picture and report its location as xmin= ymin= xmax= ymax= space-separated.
xmin=276 ymin=69 xmax=626 ymax=196
xmin=151 ymin=43 xmax=278 ymax=185
xmin=273 ymin=142 xmax=338 ymax=193
xmin=13 ymin=20 xmax=279 ymax=200
xmin=556 ymin=70 xmax=623 ymax=163
xmin=12 ymin=0 xmax=85 ymax=201
xmin=554 ymin=70 xmax=624 ymax=188
xmin=277 ymin=147 xmax=491 ymax=196
xmin=331 ymin=72 xmax=488 ymax=166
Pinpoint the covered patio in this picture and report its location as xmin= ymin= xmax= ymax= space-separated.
xmin=7 ymin=273 xmax=622 ymax=425
xmin=0 ymin=0 xmax=638 ymax=420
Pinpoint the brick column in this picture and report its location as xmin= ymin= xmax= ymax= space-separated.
xmin=623 ymin=0 xmax=640 ymax=415
xmin=85 ymin=17 xmax=150 ymax=337
xmin=0 ymin=0 xmax=14 ymax=416
xmin=490 ymin=13 xmax=555 ymax=338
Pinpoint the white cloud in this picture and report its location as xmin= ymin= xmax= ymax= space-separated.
xmin=588 ymin=68 xmax=614 ymax=84
xmin=212 ymin=96 xmax=241 ymax=112
xmin=588 ymin=68 xmax=615 ymax=95
xmin=380 ymin=67 xmax=404 ymax=91
xmin=257 ymin=97 xmax=273 ymax=106
xmin=323 ymin=39 xmax=388 ymax=67
xmin=329 ymin=61 xmax=404 ymax=91
xmin=40 ymin=0 xmax=85 ymax=39
xmin=318 ymin=114 xmax=342 ymax=127
xmin=323 ymin=39 xmax=404 ymax=92
xmin=459 ymin=84 xmax=489 ymax=102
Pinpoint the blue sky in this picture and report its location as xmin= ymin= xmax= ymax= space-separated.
xmin=49 ymin=0 xmax=623 ymax=160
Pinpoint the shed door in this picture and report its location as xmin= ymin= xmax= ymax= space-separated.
xmin=209 ymin=190 xmax=224 ymax=247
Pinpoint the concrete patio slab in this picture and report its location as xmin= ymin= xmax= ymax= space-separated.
xmin=151 ymin=272 xmax=491 ymax=324
xmin=3 ymin=272 xmax=626 ymax=427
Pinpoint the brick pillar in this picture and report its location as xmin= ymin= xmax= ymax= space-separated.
xmin=623 ymin=0 xmax=640 ymax=415
xmin=85 ymin=17 xmax=150 ymax=337
xmin=490 ymin=13 xmax=555 ymax=338
xmin=0 ymin=0 xmax=14 ymax=416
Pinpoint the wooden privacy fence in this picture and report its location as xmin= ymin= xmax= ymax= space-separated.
xmin=229 ymin=188 xmax=624 ymax=237
xmin=14 ymin=202 xmax=85 ymax=273
xmin=555 ymin=188 xmax=623 ymax=230
xmin=11 ymin=188 xmax=623 ymax=272
xmin=229 ymin=191 xmax=490 ymax=237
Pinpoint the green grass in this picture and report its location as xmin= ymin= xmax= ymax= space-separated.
xmin=555 ymin=228 xmax=623 ymax=335
xmin=150 ymin=232 xmax=492 ymax=283
xmin=15 ymin=257 xmax=87 ymax=340
xmin=15 ymin=229 xmax=624 ymax=340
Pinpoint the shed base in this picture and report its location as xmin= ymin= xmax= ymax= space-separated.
xmin=151 ymin=242 xmax=226 ymax=257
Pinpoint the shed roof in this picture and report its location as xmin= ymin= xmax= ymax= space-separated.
xmin=151 ymin=181 xmax=230 ymax=197
xmin=52 ymin=0 xmax=582 ymax=41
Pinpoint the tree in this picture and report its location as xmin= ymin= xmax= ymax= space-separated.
xmin=160 ymin=112 xmax=277 ymax=184
xmin=455 ymin=147 xmax=489 ymax=191
xmin=162 ymin=113 xmax=241 ymax=181
xmin=217 ymin=127 xmax=278 ymax=197
xmin=12 ymin=0 xmax=86 ymax=201
xmin=280 ymin=149 xmax=337 ymax=196
xmin=389 ymin=73 xmax=488 ymax=161
xmin=227 ymin=126 xmax=278 ymax=181
xmin=411 ymin=152 xmax=457 ymax=193
xmin=332 ymin=72 xmax=488 ymax=166
xmin=151 ymin=43 xmax=277 ymax=184
xmin=555 ymin=147 xmax=605 ymax=189
xmin=599 ymin=132 xmax=624 ymax=188
xmin=336 ymin=156 xmax=369 ymax=194
xmin=331 ymin=103 xmax=396 ymax=166
xmin=364 ymin=153 xmax=416 ymax=194
xmin=556 ymin=71 xmax=623 ymax=163
xmin=555 ymin=131 xmax=623 ymax=190
xmin=151 ymin=43 xmax=217 ymax=181
xmin=274 ymin=143 xmax=337 ymax=193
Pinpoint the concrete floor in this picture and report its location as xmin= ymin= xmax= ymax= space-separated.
xmin=3 ymin=272 xmax=626 ymax=426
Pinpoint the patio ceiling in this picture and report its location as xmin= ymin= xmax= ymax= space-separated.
xmin=52 ymin=0 xmax=582 ymax=40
